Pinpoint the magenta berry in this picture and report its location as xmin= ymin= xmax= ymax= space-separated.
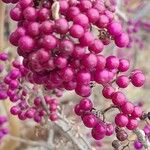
xmin=79 ymin=32 xmax=94 ymax=46
xmin=42 ymin=35 xmax=57 ymax=50
xmin=102 ymin=85 xmax=115 ymax=99
xmin=107 ymin=21 xmax=122 ymax=36
xmin=92 ymin=122 xmax=106 ymax=140
xmin=134 ymin=140 xmax=143 ymax=150
xmin=76 ymin=71 xmax=91 ymax=85
xmin=130 ymin=72 xmax=145 ymax=87
xmin=111 ymin=91 xmax=126 ymax=106
xmin=131 ymin=106 xmax=142 ymax=118
xmin=74 ymin=104 xmax=84 ymax=116
xmin=126 ymin=118 xmax=138 ymax=130
xmin=79 ymin=98 xmax=93 ymax=111
xmin=87 ymin=8 xmax=99 ymax=23
xmin=94 ymin=69 xmax=109 ymax=84
xmin=106 ymin=56 xmax=119 ymax=70
xmin=18 ymin=36 xmax=35 ymax=52
xmin=106 ymin=123 xmax=114 ymax=136
xmin=82 ymin=53 xmax=97 ymax=69
xmin=121 ymin=102 xmax=134 ymax=115
xmin=116 ymin=75 xmax=130 ymax=88
xmin=23 ymin=7 xmax=37 ymax=21
xmin=49 ymin=113 xmax=58 ymax=121
xmin=118 ymin=59 xmax=130 ymax=72
xmin=82 ymin=114 xmax=97 ymax=128
xmin=55 ymin=18 xmax=69 ymax=34
xmin=115 ymin=32 xmax=129 ymax=47
xmin=115 ymin=113 xmax=128 ymax=127
xmin=89 ymin=39 xmax=104 ymax=54
xmin=73 ymin=14 xmax=89 ymax=28
xmin=70 ymin=24 xmax=84 ymax=38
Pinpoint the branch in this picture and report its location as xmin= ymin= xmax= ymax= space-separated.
xmin=39 ymin=90 xmax=92 ymax=150
xmin=53 ymin=116 xmax=92 ymax=150
xmin=134 ymin=128 xmax=150 ymax=149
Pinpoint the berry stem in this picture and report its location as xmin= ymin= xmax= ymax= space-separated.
xmin=103 ymin=105 xmax=119 ymax=113
xmin=102 ymin=105 xmax=119 ymax=121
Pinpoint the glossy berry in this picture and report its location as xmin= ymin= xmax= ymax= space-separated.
xmin=126 ymin=118 xmax=138 ymax=130
xmin=131 ymin=72 xmax=145 ymax=87
xmin=134 ymin=140 xmax=143 ymax=150
xmin=87 ymin=8 xmax=99 ymax=23
xmin=49 ymin=113 xmax=58 ymax=121
xmin=79 ymin=0 xmax=92 ymax=11
xmin=94 ymin=69 xmax=109 ymax=84
xmin=91 ymin=122 xmax=106 ymax=140
xmin=75 ymin=84 xmax=91 ymax=97
xmin=115 ymin=32 xmax=129 ymax=47
xmin=107 ymin=21 xmax=122 ymax=36
xmin=116 ymin=75 xmax=130 ymax=88
xmin=96 ymin=55 xmax=106 ymax=70
xmin=102 ymin=85 xmax=115 ymax=99
xmin=55 ymin=18 xmax=69 ymax=34
xmin=105 ymin=123 xmax=114 ymax=136
xmin=131 ymin=106 xmax=142 ymax=118
xmin=76 ymin=71 xmax=91 ymax=85
xmin=70 ymin=24 xmax=84 ymax=38
xmin=106 ymin=56 xmax=119 ymax=70
xmin=111 ymin=91 xmax=126 ymax=106
xmin=144 ymin=125 xmax=150 ymax=135
xmin=79 ymin=32 xmax=94 ymax=46
xmin=82 ymin=114 xmax=97 ymax=128
xmin=82 ymin=53 xmax=97 ymax=69
xmin=79 ymin=98 xmax=93 ymax=111
xmin=74 ymin=104 xmax=84 ymax=116
xmin=118 ymin=59 xmax=130 ymax=72
xmin=73 ymin=14 xmax=89 ymax=28
xmin=121 ymin=102 xmax=134 ymax=114
xmin=89 ymin=39 xmax=104 ymax=54
xmin=115 ymin=113 xmax=128 ymax=127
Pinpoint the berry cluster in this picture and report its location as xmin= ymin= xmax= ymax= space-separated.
xmin=75 ymin=98 xmax=114 ymax=140
xmin=100 ymin=61 xmax=145 ymax=131
xmin=126 ymin=19 xmax=144 ymax=49
xmin=1 ymin=0 xmax=148 ymax=149
xmin=0 ymin=116 xmax=9 ymax=143
xmin=74 ymin=58 xmax=145 ymax=142
xmin=104 ymin=88 xmax=143 ymax=130
xmin=10 ymin=95 xmax=59 ymax=122
xmin=0 ymin=51 xmax=58 ymax=123
xmin=3 ymin=0 xmax=130 ymax=97
xmin=0 ymin=52 xmax=9 ymax=100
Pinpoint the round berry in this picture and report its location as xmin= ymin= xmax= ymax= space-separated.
xmin=82 ymin=114 xmax=97 ymax=128
xmin=79 ymin=98 xmax=93 ymax=111
xmin=121 ymin=102 xmax=134 ymax=115
xmin=115 ymin=113 xmax=128 ymax=127
xmin=116 ymin=75 xmax=130 ymax=88
xmin=111 ymin=91 xmax=126 ymax=106
xmin=131 ymin=72 xmax=145 ymax=87
xmin=131 ymin=106 xmax=142 ymax=118
xmin=126 ymin=118 xmax=138 ymax=130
